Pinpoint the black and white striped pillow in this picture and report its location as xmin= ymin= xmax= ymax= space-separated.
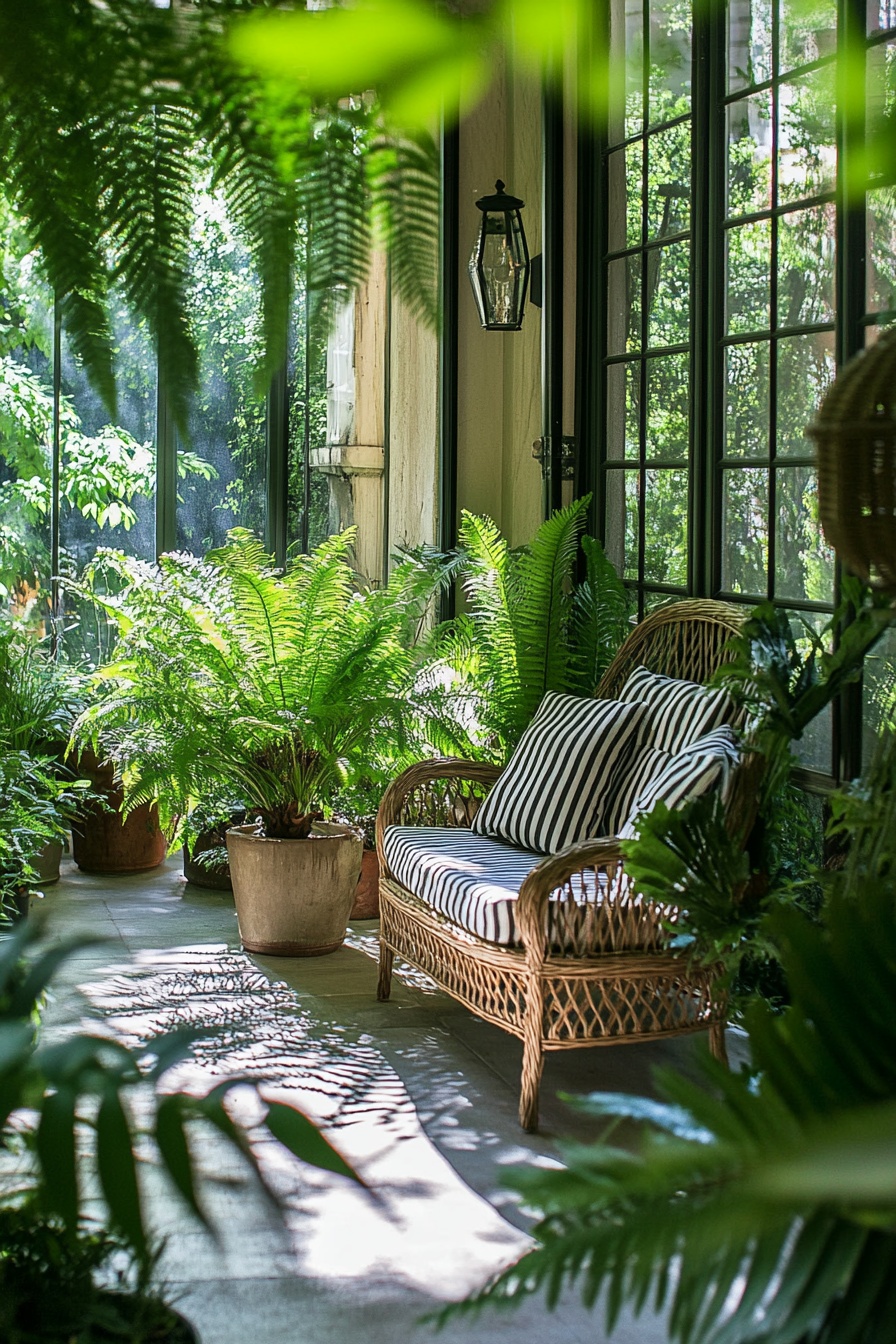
xmin=618 ymin=726 xmax=741 ymax=840
xmin=619 ymin=666 xmax=738 ymax=754
xmin=472 ymin=692 xmax=647 ymax=854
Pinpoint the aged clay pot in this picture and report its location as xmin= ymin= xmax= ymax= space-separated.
xmin=71 ymin=794 xmax=167 ymax=874
xmin=349 ymin=848 xmax=380 ymax=920
xmin=226 ymin=821 xmax=362 ymax=956
xmin=33 ymin=839 xmax=63 ymax=885
xmin=69 ymin=749 xmax=166 ymax=875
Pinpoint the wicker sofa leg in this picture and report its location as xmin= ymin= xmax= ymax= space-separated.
xmin=377 ymin=945 xmax=394 ymax=1001
xmin=519 ymin=1005 xmax=545 ymax=1132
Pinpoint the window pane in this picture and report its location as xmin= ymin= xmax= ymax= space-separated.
xmin=863 ymin=626 xmax=896 ymax=760
xmin=866 ymin=186 xmax=896 ymax=315
xmin=785 ymin=610 xmax=833 ymax=772
xmin=176 ymin=191 xmax=266 ymax=555
xmin=722 ymin=466 xmax=769 ymax=593
xmin=776 ymin=331 xmax=835 ymax=456
xmin=778 ymin=71 xmax=837 ymax=207
xmin=627 ymin=143 xmax=644 ymax=248
xmin=647 ymin=241 xmax=689 ymax=347
xmin=606 ymin=361 xmax=641 ymax=461
xmin=647 ymin=128 xmax=690 ymax=240
xmin=646 ymin=353 xmax=689 ymax=460
xmin=287 ymin=283 xmax=329 ymax=551
xmin=644 ymin=468 xmax=688 ymax=584
xmin=728 ymin=0 xmax=772 ymax=91
xmin=780 ymin=0 xmax=837 ymax=75
xmin=0 ymin=262 xmax=54 ymax=630
xmin=774 ymin=464 xmax=834 ymax=602
xmin=726 ymin=220 xmax=772 ymax=333
xmin=608 ymin=0 xmax=645 ymax=140
xmin=624 ymin=470 xmax=641 ymax=581
xmin=607 ymin=257 xmax=641 ymax=355
xmin=727 ymin=96 xmax=773 ymax=217
xmin=648 ymin=0 xmax=692 ymax=126
xmin=59 ymin=299 xmax=156 ymax=659
xmin=777 ymin=205 xmax=835 ymax=325
xmin=869 ymin=0 xmax=896 ymax=33
xmin=725 ymin=343 xmax=770 ymax=458
xmin=606 ymin=149 xmax=633 ymax=252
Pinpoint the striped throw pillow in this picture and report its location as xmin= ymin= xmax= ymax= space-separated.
xmin=619 ymin=666 xmax=738 ymax=753
xmin=472 ymin=692 xmax=647 ymax=854
xmin=618 ymin=726 xmax=741 ymax=840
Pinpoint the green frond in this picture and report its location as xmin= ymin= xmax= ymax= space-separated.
xmin=569 ymin=533 xmax=632 ymax=693
xmin=366 ymin=130 xmax=439 ymax=326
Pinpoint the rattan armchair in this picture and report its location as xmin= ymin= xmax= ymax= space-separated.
xmin=376 ymin=600 xmax=756 ymax=1131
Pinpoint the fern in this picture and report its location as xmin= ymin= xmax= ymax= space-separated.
xmin=426 ymin=499 xmax=628 ymax=760
xmin=70 ymin=530 xmax=443 ymax=839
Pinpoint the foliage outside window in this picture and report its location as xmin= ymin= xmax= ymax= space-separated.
xmin=597 ymin=0 xmax=896 ymax=779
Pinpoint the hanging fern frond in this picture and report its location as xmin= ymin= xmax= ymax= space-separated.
xmin=366 ymin=128 xmax=440 ymax=326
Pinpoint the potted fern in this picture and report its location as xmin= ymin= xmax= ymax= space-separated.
xmin=71 ymin=529 xmax=437 ymax=955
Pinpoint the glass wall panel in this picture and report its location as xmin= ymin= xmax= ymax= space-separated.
xmin=0 ymin=233 xmax=54 ymax=630
xmin=647 ymin=242 xmax=690 ymax=347
xmin=728 ymin=0 xmax=773 ymax=90
xmin=58 ymin=294 xmax=156 ymax=660
xmin=777 ymin=205 xmax=835 ymax=325
xmin=646 ymin=353 xmax=689 ymax=459
xmin=287 ymin=281 xmax=330 ymax=552
xmin=780 ymin=0 xmax=837 ymax=70
xmin=724 ymin=343 xmax=770 ymax=457
xmin=777 ymin=71 xmax=836 ymax=205
xmin=726 ymin=221 xmax=772 ymax=333
xmin=774 ymin=465 xmax=834 ymax=602
xmin=726 ymin=96 xmax=773 ymax=215
xmin=721 ymin=466 xmax=769 ymax=594
xmin=866 ymin=185 xmax=896 ymax=314
xmin=648 ymin=0 xmax=693 ymax=122
xmin=644 ymin=468 xmax=688 ymax=584
xmin=175 ymin=190 xmax=266 ymax=555
xmin=623 ymin=471 xmax=640 ymax=581
xmin=776 ymin=331 xmax=835 ymax=455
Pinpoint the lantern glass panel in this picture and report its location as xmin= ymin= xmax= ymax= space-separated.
xmin=470 ymin=209 xmax=529 ymax=329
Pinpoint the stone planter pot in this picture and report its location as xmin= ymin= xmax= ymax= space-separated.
xmin=350 ymin=847 xmax=380 ymax=919
xmin=226 ymin=822 xmax=363 ymax=956
xmin=33 ymin=839 xmax=63 ymax=885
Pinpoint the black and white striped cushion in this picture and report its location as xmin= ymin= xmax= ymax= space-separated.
xmin=382 ymin=825 xmax=601 ymax=946
xmin=618 ymin=726 xmax=741 ymax=840
xmin=619 ymin=666 xmax=738 ymax=754
xmin=471 ymin=692 xmax=646 ymax=854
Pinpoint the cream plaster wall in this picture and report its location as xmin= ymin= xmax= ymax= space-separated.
xmin=386 ymin=297 xmax=439 ymax=556
xmin=456 ymin=52 xmax=543 ymax=546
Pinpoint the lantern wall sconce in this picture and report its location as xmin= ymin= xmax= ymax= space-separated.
xmin=468 ymin=180 xmax=532 ymax=331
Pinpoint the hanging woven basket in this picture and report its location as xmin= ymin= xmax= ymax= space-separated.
xmin=807 ymin=327 xmax=896 ymax=593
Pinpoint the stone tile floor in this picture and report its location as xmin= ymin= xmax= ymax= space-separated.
xmin=34 ymin=854 xmax=737 ymax=1344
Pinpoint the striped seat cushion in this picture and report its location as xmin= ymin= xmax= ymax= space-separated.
xmin=617 ymin=727 xmax=741 ymax=840
xmin=619 ymin=666 xmax=739 ymax=754
xmin=471 ymin=691 xmax=646 ymax=854
xmin=382 ymin=825 xmax=602 ymax=947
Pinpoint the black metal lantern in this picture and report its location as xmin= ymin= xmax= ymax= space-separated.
xmin=468 ymin=180 xmax=530 ymax=331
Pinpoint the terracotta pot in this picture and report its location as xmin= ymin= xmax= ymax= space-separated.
xmin=32 ymin=840 xmax=63 ymax=885
xmin=226 ymin=821 xmax=362 ymax=956
xmin=350 ymin=847 xmax=380 ymax=919
xmin=72 ymin=795 xmax=167 ymax=874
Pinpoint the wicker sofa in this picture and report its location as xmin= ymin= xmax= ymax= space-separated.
xmin=375 ymin=600 xmax=758 ymax=1131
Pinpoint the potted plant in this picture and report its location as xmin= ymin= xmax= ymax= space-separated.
xmin=71 ymin=529 xmax=441 ymax=954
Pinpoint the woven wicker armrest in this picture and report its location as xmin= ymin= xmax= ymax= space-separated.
xmin=516 ymin=837 xmax=677 ymax=961
xmin=375 ymin=758 xmax=502 ymax=858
